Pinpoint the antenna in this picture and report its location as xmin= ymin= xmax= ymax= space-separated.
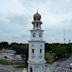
xmin=69 ymin=39 xmax=71 ymax=44
xmin=64 ymin=31 xmax=66 ymax=44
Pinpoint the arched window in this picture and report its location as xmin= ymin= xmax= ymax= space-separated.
xmin=32 ymin=49 xmax=34 ymax=53
xmin=40 ymin=49 xmax=42 ymax=53
xmin=36 ymin=23 xmax=38 ymax=27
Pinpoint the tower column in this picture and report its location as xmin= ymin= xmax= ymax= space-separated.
xmin=28 ymin=11 xmax=46 ymax=72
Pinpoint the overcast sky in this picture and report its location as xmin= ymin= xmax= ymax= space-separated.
xmin=0 ymin=0 xmax=72 ymax=43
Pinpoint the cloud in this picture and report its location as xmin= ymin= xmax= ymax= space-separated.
xmin=0 ymin=0 xmax=72 ymax=43
xmin=47 ymin=0 xmax=72 ymax=13
xmin=0 ymin=14 xmax=30 ymax=43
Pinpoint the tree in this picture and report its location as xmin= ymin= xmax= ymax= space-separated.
xmin=1 ymin=41 xmax=9 ymax=49
xmin=66 ymin=43 xmax=72 ymax=54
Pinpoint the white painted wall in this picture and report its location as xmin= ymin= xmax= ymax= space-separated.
xmin=28 ymin=17 xmax=46 ymax=72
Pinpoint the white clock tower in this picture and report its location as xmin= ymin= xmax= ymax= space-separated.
xmin=28 ymin=11 xmax=46 ymax=72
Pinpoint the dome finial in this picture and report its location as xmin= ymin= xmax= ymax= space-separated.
xmin=33 ymin=9 xmax=41 ymax=21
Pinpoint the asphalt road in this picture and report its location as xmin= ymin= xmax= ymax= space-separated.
xmin=0 ymin=68 xmax=10 ymax=72
xmin=55 ymin=67 xmax=72 ymax=72
xmin=0 ymin=65 xmax=23 ymax=72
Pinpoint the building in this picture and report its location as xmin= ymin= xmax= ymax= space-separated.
xmin=28 ymin=11 xmax=46 ymax=72
xmin=0 ymin=48 xmax=16 ymax=60
xmin=0 ymin=49 xmax=22 ymax=61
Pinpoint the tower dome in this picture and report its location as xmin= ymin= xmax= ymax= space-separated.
xmin=33 ymin=11 xmax=41 ymax=21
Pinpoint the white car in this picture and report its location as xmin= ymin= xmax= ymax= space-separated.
xmin=23 ymin=68 xmax=27 ymax=72
xmin=70 ymin=63 xmax=72 ymax=69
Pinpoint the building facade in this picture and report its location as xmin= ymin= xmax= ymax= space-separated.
xmin=28 ymin=11 xmax=46 ymax=72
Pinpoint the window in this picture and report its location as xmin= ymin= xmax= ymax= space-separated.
xmin=30 ymin=67 xmax=32 ymax=72
xmin=33 ymin=33 xmax=36 ymax=37
xmin=36 ymin=23 xmax=38 ymax=27
xmin=40 ymin=49 xmax=42 ymax=53
xmin=32 ymin=49 xmax=34 ymax=53
xmin=39 ymin=33 xmax=42 ymax=37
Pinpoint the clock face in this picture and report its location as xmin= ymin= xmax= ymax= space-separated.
xmin=31 ymin=44 xmax=34 ymax=47
xmin=33 ymin=33 xmax=36 ymax=37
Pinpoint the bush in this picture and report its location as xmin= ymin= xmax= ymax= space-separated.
xmin=45 ymin=52 xmax=56 ymax=63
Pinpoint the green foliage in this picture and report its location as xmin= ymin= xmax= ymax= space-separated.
xmin=14 ymin=64 xmax=27 ymax=68
xmin=0 ymin=41 xmax=72 ymax=64
xmin=0 ymin=59 xmax=18 ymax=65
xmin=45 ymin=52 xmax=56 ymax=63
xmin=66 ymin=43 xmax=72 ymax=53
xmin=11 ymin=43 xmax=28 ymax=55
xmin=0 ymin=41 xmax=9 ymax=49
xmin=45 ymin=43 xmax=72 ymax=63
xmin=11 ymin=43 xmax=28 ymax=65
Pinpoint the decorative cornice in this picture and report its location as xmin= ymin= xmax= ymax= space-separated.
xmin=32 ymin=21 xmax=42 ymax=24
xmin=28 ymin=40 xmax=45 ymax=42
xmin=30 ymin=29 xmax=44 ymax=32
xmin=28 ymin=60 xmax=46 ymax=64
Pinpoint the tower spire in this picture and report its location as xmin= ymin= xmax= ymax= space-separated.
xmin=37 ymin=9 xmax=38 ymax=13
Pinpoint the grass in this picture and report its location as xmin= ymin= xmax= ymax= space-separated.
xmin=14 ymin=64 xmax=27 ymax=68
xmin=0 ymin=59 xmax=20 ymax=65
xmin=0 ymin=59 xmax=27 ymax=68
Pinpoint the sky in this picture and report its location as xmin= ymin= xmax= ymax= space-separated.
xmin=0 ymin=0 xmax=72 ymax=43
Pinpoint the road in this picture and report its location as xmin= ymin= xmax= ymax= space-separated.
xmin=55 ymin=67 xmax=72 ymax=72
xmin=52 ymin=56 xmax=72 ymax=72
xmin=0 ymin=65 xmax=23 ymax=72
xmin=0 ymin=68 xmax=10 ymax=72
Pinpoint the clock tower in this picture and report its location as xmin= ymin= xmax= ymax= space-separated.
xmin=28 ymin=11 xmax=46 ymax=72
